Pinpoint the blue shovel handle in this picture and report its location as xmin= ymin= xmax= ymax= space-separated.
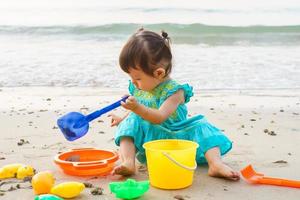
xmin=85 ymin=96 xmax=128 ymax=122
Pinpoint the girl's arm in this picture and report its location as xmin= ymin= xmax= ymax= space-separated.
xmin=121 ymin=90 xmax=185 ymax=124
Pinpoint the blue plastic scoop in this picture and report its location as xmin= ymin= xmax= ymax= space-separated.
xmin=57 ymin=96 xmax=128 ymax=141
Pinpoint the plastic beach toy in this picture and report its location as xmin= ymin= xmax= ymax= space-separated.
xmin=54 ymin=148 xmax=118 ymax=176
xmin=50 ymin=182 xmax=85 ymax=198
xmin=241 ymin=164 xmax=300 ymax=188
xmin=0 ymin=163 xmax=35 ymax=180
xmin=143 ymin=139 xmax=198 ymax=189
xmin=0 ymin=163 xmax=24 ymax=179
xmin=57 ymin=96 xmax=128 ymax=141
xmin=31 ymin=171 xmax=55 ymax=195
xmin=109 ymin=179 xmax=150 ymax=199
xmin=34 ymin=194 xmax=63 ymax=200
xmin=16 ymin=165 xmax=35 ymax=179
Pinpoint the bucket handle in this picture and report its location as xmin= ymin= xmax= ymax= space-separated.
xmin=72 ymin=160 xmax=108 ymax=169
xmin=162 ymin=152 xmax=197 ymax=171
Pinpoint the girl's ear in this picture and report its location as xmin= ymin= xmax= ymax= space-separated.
xmin=153 ymin=68 xmax=166 ymax=79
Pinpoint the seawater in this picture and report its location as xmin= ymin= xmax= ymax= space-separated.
xmin=0 ymin=0 xmax=300 ymax=90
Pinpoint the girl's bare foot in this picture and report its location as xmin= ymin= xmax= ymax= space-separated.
xmin=112 ymin=161 xmax=135 ymax=176
xmin=208 ymin=161 xmax=240 ymax=181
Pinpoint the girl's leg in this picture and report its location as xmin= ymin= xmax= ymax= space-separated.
xmin=112 ymin=136 xmax=136 ymax=176
xmin=205 ymin=147 xmax=240 ymax=181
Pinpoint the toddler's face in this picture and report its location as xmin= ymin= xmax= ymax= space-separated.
xmin=128 ymin=67 xmax=161 ymax=92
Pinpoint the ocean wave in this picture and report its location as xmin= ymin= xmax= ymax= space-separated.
xmin=1 ymin=23 xmax=300 ymax=34
xmin=1 ymin=23 xmax=300 ymax=45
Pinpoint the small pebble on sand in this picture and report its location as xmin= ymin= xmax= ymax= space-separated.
xmin=17 ymin=139 xmax=29 ymax=146
xmin=273 ymin=160 xmax=288 ymax=164
xmin=268 ymin=131 xmax=277 ymax=136
xmin=174 ymin=194 xmax=186 ymax=200
xmin=80 ymin=107 xmax=89 ymax=111
xmin=83 ymin=182 xmax=94 ymax=188
xmin=23 ymin=176 xmax=33 ymax=182
xmin=8 ymin=186 xmax=17 ymax=191
xmin=91 ymin=187 xmax=104 ymax=195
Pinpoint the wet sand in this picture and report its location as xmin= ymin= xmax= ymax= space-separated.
xmin=0 ymin=87 xmax=299 ymax=199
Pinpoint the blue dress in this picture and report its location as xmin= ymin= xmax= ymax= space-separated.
xmin=115 ymin=80 xmax=232 ymax=164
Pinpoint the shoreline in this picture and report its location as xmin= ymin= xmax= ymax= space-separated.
xmin=1 ymin=86 xmax=300 ymax=94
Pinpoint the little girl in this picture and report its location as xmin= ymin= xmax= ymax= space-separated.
xmin=109 ymin=28 xmax=240 ymax=181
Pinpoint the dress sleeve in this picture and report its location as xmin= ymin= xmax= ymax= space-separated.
xmin=165 ymin=83 xmax=194 ymax=103
xmin=128 ymin=80 xmax=136 ymax=95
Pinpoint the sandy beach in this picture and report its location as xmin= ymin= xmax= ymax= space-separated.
xmin=0 ymin=87 xmax=299 ymax=199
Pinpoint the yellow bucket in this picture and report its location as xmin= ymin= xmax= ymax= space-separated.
xmin=143 ymin=139 xmax=199 ymax=189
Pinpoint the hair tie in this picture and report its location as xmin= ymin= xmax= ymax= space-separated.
xmin=161 ymin=31 xmax=168 ymax=39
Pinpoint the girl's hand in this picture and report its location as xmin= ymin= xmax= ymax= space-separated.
xmin=121 ymin=96 xmax=139 ymax=111
xmin=108 ymin=113 xmax=123 ymax=127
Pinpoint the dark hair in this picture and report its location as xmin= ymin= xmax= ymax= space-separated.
xmin=119 ymin=28 xmax=172 ymax=77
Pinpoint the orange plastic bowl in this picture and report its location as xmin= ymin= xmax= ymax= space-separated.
xmin=54 ymin=148 xmax=118 ymax=176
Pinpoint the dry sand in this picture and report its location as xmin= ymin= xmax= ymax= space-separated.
xmin=0 ymin=87 xmax=299 ymax=199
